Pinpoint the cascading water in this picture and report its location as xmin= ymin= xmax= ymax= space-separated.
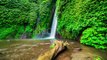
xmin=35 ymin=0 xmax=58 ymax=40
xmin=42 ymin=8 xmax=57 ymax=40
xmin=49 ymin=8 xmax=57 ymax=39
xmin=35 ymin=7 xmax=57 ymax=40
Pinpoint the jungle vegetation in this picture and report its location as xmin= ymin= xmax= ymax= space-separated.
xmin=0 ymin=0 xmax=107 ymax=49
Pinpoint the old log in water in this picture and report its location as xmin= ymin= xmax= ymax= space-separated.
xmin=37 ymin=40 xmax=69 ymax=60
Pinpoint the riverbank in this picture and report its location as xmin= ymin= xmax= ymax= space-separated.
xmin=0 ymin=40 xmax=106 ymax=60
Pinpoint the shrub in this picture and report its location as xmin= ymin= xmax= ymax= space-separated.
xmin=0 ymin=27 xmax=16 ymax=39
xmin=80 ymin=27 xmax=107 ymax=49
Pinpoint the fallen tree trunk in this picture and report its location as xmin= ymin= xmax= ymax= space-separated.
xmin=37 ymin=40 xmax=69 ymax=60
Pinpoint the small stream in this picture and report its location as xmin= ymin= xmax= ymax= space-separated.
xmin=0 ymin=40 xmax=106 ymax=60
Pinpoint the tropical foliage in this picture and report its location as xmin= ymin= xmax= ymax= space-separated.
xmin=0 ymin=0 xmax=107 ymax=49
xmin=57 ymin=0 xmax=107 ymax=49
xmin=0 ymin=0 xmax=52 ymax=39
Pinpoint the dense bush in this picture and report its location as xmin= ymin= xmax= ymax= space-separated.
xmin=57 ymin=0 xmax=107 ymax=49
xmin=0 ymin=27 xmax=16 ymax=39
xmin=81 ymin=27 xmax=107 ymax=49
xmin=0 ymin=0 xmax=52 ymax=39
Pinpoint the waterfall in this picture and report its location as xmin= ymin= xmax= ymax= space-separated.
xmin=40 ymin=8 xmax=57 ymax=40
xmin=35 ymin=0 xmax=58 ymax=40
xmin=49 ymin=8 xmax=57 ymax=39
xmin=35 ymin=8 xmax=57 ymax=40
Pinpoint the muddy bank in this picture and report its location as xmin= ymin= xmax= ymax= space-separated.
xmin=0 ymin=40 xmax=50 ymax=60
xmin=0 ymin=40 xmax=106 ymax=60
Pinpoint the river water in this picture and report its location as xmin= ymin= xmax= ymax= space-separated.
xmin=0 ymin=40 xmax=106 ymax=60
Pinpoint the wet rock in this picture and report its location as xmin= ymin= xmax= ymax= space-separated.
xmin=73 ymin=47 xmax=82 ymax=52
